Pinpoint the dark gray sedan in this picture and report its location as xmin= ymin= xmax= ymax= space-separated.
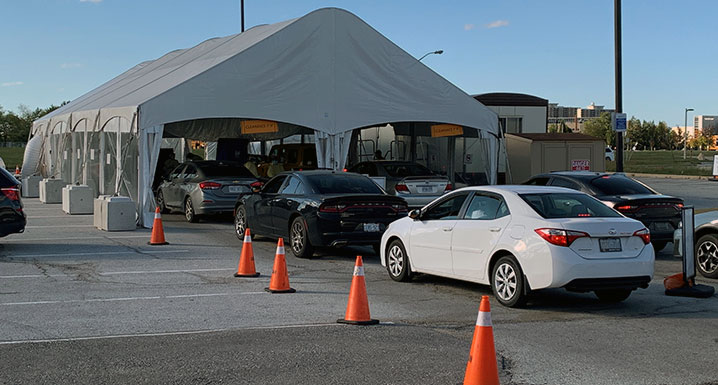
xmin=156 ymin=161 xmax=258 ymax=222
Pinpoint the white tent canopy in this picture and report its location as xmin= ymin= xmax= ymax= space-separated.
xmin=28 ymin=7 xmax=498 ymax=227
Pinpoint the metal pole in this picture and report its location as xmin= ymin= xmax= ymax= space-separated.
xmin=614 ymin=0 xmax=623 ymax=172
xmin=684 ymin=109 xmax=689 ymax=159
xmin=240 ymin=0 xmax=245 ymax=32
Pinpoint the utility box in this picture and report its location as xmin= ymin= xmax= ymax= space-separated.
xmin=21 ymin=176 xmax=43 ymax=198
xmin=94 ymin=196 xmax=135 ymax=231
xmin=39 ymin=178 xmax=67 ymax=204
xmin=505 ymin=133 xmax=606 ymax=183
xmin=62 ymin=185 xmax=93 ymax=215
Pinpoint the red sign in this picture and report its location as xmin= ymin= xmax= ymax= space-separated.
xmin=571 ymin=159 xmax=590 ymax=171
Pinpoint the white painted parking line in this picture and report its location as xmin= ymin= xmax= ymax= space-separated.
xmin=0 ymin=323 xmax=345 ymax=345
xmin=26 ymin=215 xmax=90 ymax=219
xmin=2 ymin=235 xmax=149 ymax=242
xmin=0 ymin=268 xmax=233 ymax=279
xmin=25 ymin=225 xmax=94 ymax=229
xmin=0 ymin=291 xmax=265 ymax=307
xmin=8 ymin=249 xmax=191 ymax=258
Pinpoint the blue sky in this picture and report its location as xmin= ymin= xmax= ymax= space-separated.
xmin=1 ymin=0 xmax=716 ymax=126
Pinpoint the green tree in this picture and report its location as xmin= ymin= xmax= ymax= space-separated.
xmin=0 ymin=103 xmax=64 ymax=143
xmin=582 ymin=112 xmax=614 ymax=146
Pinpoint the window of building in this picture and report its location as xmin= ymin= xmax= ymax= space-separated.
xmin=499 ymin=117 xmax=523 ymax=134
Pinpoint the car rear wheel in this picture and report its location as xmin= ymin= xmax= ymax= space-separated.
xmin=156 ymin=190 xmax=169 ymax=214
xmin=695 ymin=233 xmax=718 ymax=278
xmin=594 ymin=289 xmax=631 ymax=303
xmin=491 ymin=255 xmax=526 ymax=307
xmin=290 ymin=217 xmax=314 ymax=258
xmin=234 ymin=205 xmax=247 ymax=240
xmin=386 ymin=239 xmax=412 ymax=282
xmin=185 ymin=197 xmax=198 ymax=223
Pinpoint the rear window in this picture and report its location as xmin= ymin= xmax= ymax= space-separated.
xmin=0 ymin=168 xmax=19 ymax=188
xmin=589 ymin=176 xmax=654 ymax=195
xmin=519 ymin=193 xmax=621 ymax=218
xmin=198 ymin=162 xmax=255 ymax=178
xmin=305 ymin=174 xmax=384 ymax=194
xmin=382 ymin=163 xmax=434 ymax=178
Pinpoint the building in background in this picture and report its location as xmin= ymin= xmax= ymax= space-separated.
xmin=694 ymin=115 xmax=718 ymax=135
xmin=473 ymin=93 xmax=548 ymax=134
xmin=548 ymin=102 xmax=614 ymax=132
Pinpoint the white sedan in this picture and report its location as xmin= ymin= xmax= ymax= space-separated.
xmin=380 ymin=185 xmax=655 ymax=307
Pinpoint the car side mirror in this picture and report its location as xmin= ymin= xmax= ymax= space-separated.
xmin=250 ymin=181 xmax=263 ymax=193
xmin=409 ymin=209 xmax=421 ymax=220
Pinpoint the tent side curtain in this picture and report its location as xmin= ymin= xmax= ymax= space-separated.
xmin=138 ymin=125 xmax=164 ymax=228
xmin=163 ymin=118 xmax=314 ymax=141
xmin=315 ymin=130 xmax=353 ymax=170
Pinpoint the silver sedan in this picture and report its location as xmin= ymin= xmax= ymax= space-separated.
xmin=156 ymin=160 xmax=258 ymax=222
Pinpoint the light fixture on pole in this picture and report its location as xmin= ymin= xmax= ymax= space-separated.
xmin=418 ymin=50 xmax=444 ymax=61
xmin=684 ymin=108 xmax=693 ymax=160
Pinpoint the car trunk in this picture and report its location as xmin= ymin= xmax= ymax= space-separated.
xmin=319 ymin=195 xmax=407 ymax=232
xmin=603 ymin=194 xmax=682 ymax=234
xmin=203 ymin=178 xmax=255 ymax=197
xmin=546 ymin=217 xmax=647 ymax=259
xmin=400 ymin=176 xmax=449 ymax=195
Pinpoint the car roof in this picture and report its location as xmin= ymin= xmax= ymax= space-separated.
xmin=279 ymin=170 xmax=363 ymax=177
xmin=455 ymin=185 xmax=580 ymax=195
xmin=531 ymin=171 xmax=632 ymax=181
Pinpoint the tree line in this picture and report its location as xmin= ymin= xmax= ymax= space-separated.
xmin=550 ymin=112 xmax=716 ymax=151
xmin=0 ymin=103 xmax=65 ymax=143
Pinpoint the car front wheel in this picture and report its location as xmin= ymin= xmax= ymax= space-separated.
xmin=156 ymin=190 xmax=169 ymax=214
xmin=491 ymin=255 xmax=526 ymax=307
xmin=290 ymin=217 xmax=314 ymax=258
xmin=386 ymin=239 xmax=412 ymax=282
xmin=695 ymin=233 xmax=718 ymax=278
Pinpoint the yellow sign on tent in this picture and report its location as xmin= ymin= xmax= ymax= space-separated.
xmin=430 ymin=124 xmax=463 ymax=137
xmin=241 ymin=120 xmax=279 ymax=134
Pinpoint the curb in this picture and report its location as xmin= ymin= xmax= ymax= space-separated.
xmin=619 ymin=172 xmax=717 ymax=181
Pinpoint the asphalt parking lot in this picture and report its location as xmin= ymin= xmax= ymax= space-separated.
xmin=1 ymin=183 xmax=717 ymax=385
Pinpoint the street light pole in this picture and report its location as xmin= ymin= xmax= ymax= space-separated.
xmin=684 ymin=108 xmax=694 ymax=159
xmin=418 ymin=50 xmax=444 ymax=61
xmin=614 ymin=0 xmax=624 ymax=172
xmin=240 ymin=0 xmax=245 ymax=32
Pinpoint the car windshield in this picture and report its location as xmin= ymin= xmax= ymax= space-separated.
xmin=519 ymin=193 xmax=621 ymax=218
xmin=382 ymin=163 xmax=434 ymax=177
xmin=589 ymin=176 xmax=654 ymax=195
xmin=0 ymin=167 xmax=19 ymax=188
xmin=306 ymin=174 xmax=384 ymax=194
xmin=198 ymin=162 xmax=255 ymax=178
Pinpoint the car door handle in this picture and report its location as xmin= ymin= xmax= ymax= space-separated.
xmin=489 ymin=227 xmax=502 ymax=232
xmin=442 ymin=227 xmax=453 ymax=232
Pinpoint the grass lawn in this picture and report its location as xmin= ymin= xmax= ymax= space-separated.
xmin=0 ymin=147 xmax=25 ymax=171
xmin=606 ymin=150 xmax=718 ymax=176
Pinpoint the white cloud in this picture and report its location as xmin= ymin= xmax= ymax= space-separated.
xmin=485 ymin=20 xmax=509 ymax=29
xmin=80 ymin=0 xmax=103 ymax=3
xmin=1 ymin=81 xmax=23 ymax=87
xmin=61 ymin=62 xmax=83 ymax=69
xmin=464 ymin=24 xmax=476 ymax=31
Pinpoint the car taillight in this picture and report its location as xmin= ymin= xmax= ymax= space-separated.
xmin=676 ymin=203 xmax=684 ymax=209
xmin=633 ymin=228 xmax=650 ymax=244
xmin=319 ymin=204 xmax=347 ymax=213
xmin=250 ymin=181 xmax=263 ymax=189
xmin=615 ymin=204 xmax=638 ymax=212
xmin=199 ymin=181 xmax=222 ymax=190
xmin=1 ymin=188 xmax=20 ymax=202
xmin=391 ymin=203 xmax=408 ymax=213
xmin=535 ymin=228 xmax=589 ymax=247
xmin=395 ymin=183 xmax=409 ymax=192
xmin=444 ymin=183 xmax=453 ymax=192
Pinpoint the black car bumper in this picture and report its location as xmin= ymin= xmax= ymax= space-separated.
xmin=564 ymin=276 xmax=651 ymax=292
xmin=0 ymin=211 xmax=26 ymax=237
xmin=307 ymin=214 xmax=398 ymax=247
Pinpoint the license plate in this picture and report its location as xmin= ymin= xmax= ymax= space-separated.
xmin=419 ymin=186 xmax=433 ymax=193
xmin=228 ymin=186 xmax=243 ymax=193
xmin=363 ymin=223 xmax=380 ymax=232
xmin=599 ymin=237 xmax=622 ymax=252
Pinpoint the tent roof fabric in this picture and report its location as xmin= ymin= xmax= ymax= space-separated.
xmin=37 ymin=7 xmax=497 ymax=137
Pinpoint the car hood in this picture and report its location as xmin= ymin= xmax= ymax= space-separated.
xmin=695 ymin=210 xmax=718 ymax=227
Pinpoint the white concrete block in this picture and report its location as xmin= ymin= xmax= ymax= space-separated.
xmin=62 ymin=184 xmax=93 ymax=215
xmin=39 ymin=179 xmax=66 ymax=204
xmin=96 ymin=196 xmax=135 ymax=231
xmin=21 ymin=176 xmax=43 ymax=198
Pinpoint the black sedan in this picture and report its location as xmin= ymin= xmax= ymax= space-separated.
xmin=0 ymin=167 xmax=26 ymax=237
xmin=524 ymin=171 xmax=683 ymax=251
xmin=234 ymin=170 xmax=408 ymax=258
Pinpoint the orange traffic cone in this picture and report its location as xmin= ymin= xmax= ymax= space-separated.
xmin=337 ymin=256 xmax=379 ymax=325
xmin=148 ymin=207 xmax=169 ymax=245
xmin=463 ymin=296 xmax=500 ymax=385
xmin=14 ymin=165 xmax=20 ymax=176
xmin=265 ymin=238 xmax=295 ymax=293
xmin=234 ymin=228 xmax=260 ymax=277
